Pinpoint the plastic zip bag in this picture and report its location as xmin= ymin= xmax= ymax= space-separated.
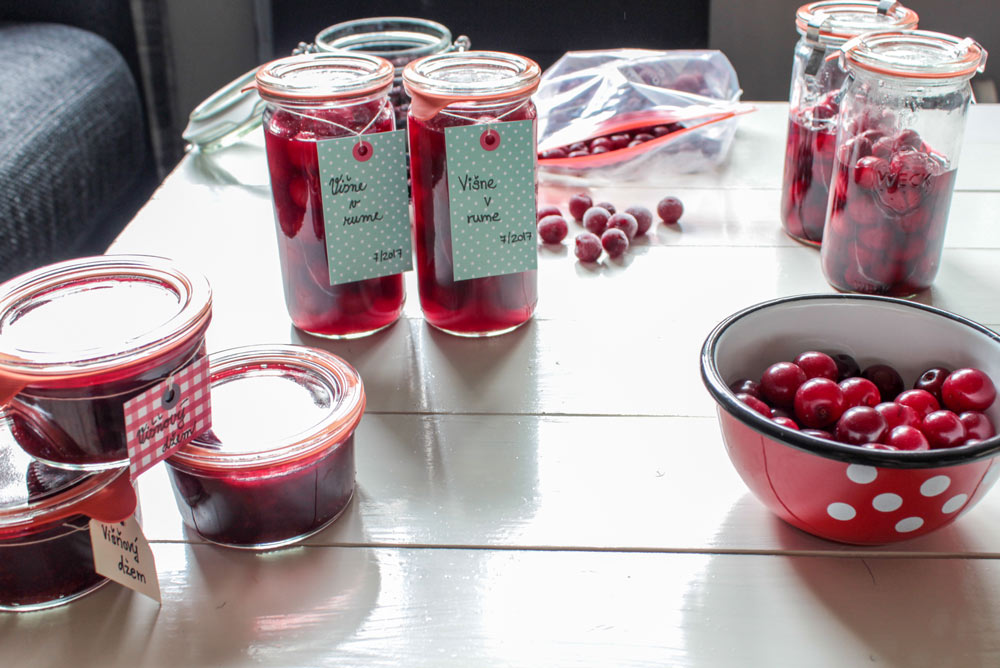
xmin=536 ymin=49 xmax=755 ymax=183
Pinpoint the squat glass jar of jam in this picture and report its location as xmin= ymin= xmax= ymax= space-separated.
xmin=0 ymin=256 xmax=212 ymax=469
xmin=780 ymin=1 xmax=917 ymax=245
xmin=166 ymin=345 xmax=364 ymax=550
xmin=257 ymin=53 xmax=405 ymax=339
xmin=403 ymin=51 xmax=541 ymax=336
xmin=0 ymin=408 xmax=136 ymax=611
xmin=821 ymin=30 xmax=987 ymax=296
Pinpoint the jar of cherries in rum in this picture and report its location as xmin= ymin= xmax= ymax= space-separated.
xmin=256 ymin=52 xmax=408 ymax=339
xmin=781 ymin=1 xmax=917 ymax=245
xmin=821 ymin=31 xmax=987 ymax=296
xmin=403 ymin=51 xmax=541 ymax=336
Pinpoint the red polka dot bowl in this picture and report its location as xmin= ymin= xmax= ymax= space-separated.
xmin=701 ymin=294 xmax=1000 ymax=545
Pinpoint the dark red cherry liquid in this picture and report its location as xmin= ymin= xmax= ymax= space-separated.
xmin=780 ymin=101 xmax=838 ymax=245
xmin=821 ymin=129 xmax=956 ymax=297
xmin=408 ymin=101 xmax=538 ymax=335
xmin=264 ymin=101 xmax=404 ymax=338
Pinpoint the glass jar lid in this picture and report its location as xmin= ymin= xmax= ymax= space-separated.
xmin=254 ymin=52 xmax=394 ymax=107
xmin=168 ymin=345 xmax=365 ymax=472
xmin=0 ymin=255 xmax=212 ymax=395
xmin=314 ymin=17 xmax=458 ymax=69
xmin=0 ymin=409 xmax=134 ymax=532
xmin=796 ymin=1 xmax=918 ymax=45
xmin=402 ymin=50 xmax=540 ymax=119
xmin=841 ymin=30 xmax=988 ymax=81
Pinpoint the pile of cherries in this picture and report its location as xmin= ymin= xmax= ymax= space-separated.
xmin=536 ymin=193 xmax=685 ymax=262
xmin=730 ymin=350 xmax=996 ymax=451
xmin=538 ymin=123 xmax=685 ymax=160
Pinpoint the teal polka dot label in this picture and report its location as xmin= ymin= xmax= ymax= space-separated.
xmin=445 ymin=120 xmax=537 ymax=282
xmin=316 ymin=130 xmax=413 ymax=285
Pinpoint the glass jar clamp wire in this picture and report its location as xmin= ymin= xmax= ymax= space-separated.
xmin=183 ymin=17 xmax=469 ymax=152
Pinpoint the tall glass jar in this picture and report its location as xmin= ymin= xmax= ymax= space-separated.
xmin=821 ymin=30 xmax=987 ymax=296
xmin=780 ymin=1 xmax=918 ymax=245
xmin=403 ymin=51 xmax=541 ymax=337
xmin=256 ymin=53 xmax=405 ymax=339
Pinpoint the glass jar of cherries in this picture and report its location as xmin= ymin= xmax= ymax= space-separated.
xmin=403 ymin=51 xmax=541 ymax=337
xmin=780 ymin=1 xmax=918 ymax=245
xmin=256 ymin=52 xmax=407 ymax=339
xmin=821 ymin=30 xmax=987 ymax=296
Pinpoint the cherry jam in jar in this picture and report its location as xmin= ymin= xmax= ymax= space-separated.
xmin=780 ymin=1 xmax=918 ymax=245
xmin=0 ymin=256 xmax=212 ymax=470
xmin=165 ymin=345 xmax=364 ymax=550
xmin=257 ymin=52 xmax=404 ymax=339
xmin=821 ymin=30 xmax=987 ymax=296
xmin=0 ymin=410 xmax=135 ymax=611
xmin=403 ymin=51 xmax=541 ymax=336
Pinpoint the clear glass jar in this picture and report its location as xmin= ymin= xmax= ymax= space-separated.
xmin=257 ymin=52 xmax=405 ymax=339
xmin=403 ymin=51 xmax=541 ymax=337
xmin=165 ymin=345 xmax=364 ymax=550
xmin=0 ymin=256 xmax=212 ymax=470
xmin=821 ymin=30 xmax=987 ymax=296
xmin=780 ymin=1 xmax=918 ymax=245
xmin=0 ymin=410 xmax=136 ymax=611
xmin=314 ymin=17 xmax=470 ymax=129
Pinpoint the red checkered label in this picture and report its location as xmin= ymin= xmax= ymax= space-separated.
xmin=123 ymin=356 xmax=212 ymax=479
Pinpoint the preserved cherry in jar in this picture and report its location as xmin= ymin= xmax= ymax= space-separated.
xmin=404 ymin=51 xmax=541 ymax=336
xmin=780 ymin=1 xmax=917 ymax=245
xmin=257 ymin=53 xmax=406 ymax=338
xmin=821 ymin=30 xmax=987 ymax=296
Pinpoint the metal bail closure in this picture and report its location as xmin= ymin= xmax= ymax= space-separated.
xmin=804 ymin=19 xmax=831 ymax=77
xmin=876 ymin=0 xmax=897 ymax=16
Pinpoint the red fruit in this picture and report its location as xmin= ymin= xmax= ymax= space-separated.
xmin=609 ymin=133 xmax=631 ymax=149
xmin=568 ymin=194 xmax=593 ymax=221
xmin=573 ymin=232 xmax=602 ymax=262
xmin=625 ymin=206 xmax=654 ymax=236
xmin=894 ymin=389 xmax=941 ymax=418
xmin=803 ymin=429 xmax=834 ymax=440
xmin=794 ymin=378 xmax=846 ymax=428
xmin=959 ymin=412 xmax=995 ymax=440
xmin=590 ymin=137 xmax=613 ymax=152
xmin=607 ymin=212 xmax=639 ymax=240
xmin=537 ymin=205 xmax=562 ymax=221
xmin=288 ymin=177 xmax=310 ymax=209
xmin=596 ymin=201 xmax=617 ymax=215
xmin=871 ymin=136 xmax=894 ymax=159
xmin=832 ymin=353 xmax=861 ymax=380
xmin=914 ymin=366 xmax=950 ymax=401
xmin=794 ymin=351 xmax=838 ymax=381
xmin=568 ymin=150 xmax=589 ymax=158
xmin=854 ymin=156 xmax=889 ymax=190
xmin=894 ymin=129 xmax=923 ymax=151
xmin=874 ymin=402 xmax=921 ymax=430
xmin=538 ymin=215 xmax=569 ymax=244
xmin=839 ymin=377 xmax=881 ymax=408
xmin=890 ymin=151 xmax=935 ymax=189
xmin=737 ymin=393 xmax=772 ymax=418
xmin=729 ymin=378 xmax=762 ymax=399
xmin=863 ymin=443 xmax=898 ymax=451
xmin=862 ymin=364 xmax=904 ymax=401
xmin=886 ymin=425 xmax=930 ymax=451
xmin=582 ymin=206 xmax=611 ymax=235
xmin=656 ymin=196 xmax=684 ymax=224
xmin=773 ymin=416 xmax=800 ymax=430
xmin=540 ymin=147 xmax=568 ymax=159
xmin=760 ymin=362 xmax=808 ymax=408
xmin=835 ymin=406 xmax=888 ymax=445
xmin=922 ymin=410 xmax=967 ymax=449
xmin=601 ymin=228 xmax=629 ymax=257
xmin=941 ymin=368 xmax=997 ymax=412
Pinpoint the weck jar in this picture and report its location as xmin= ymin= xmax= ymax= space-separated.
xmin=821 ymin=30 xmax=987 ymax=296
xmin=403 ymin=51 xmax=541 ymax=336
xmin=0 ymin=407 xmax=136 ymax=611
xmin=0 ymin=256 xmax=212 ymax=470
xmin=165 ymin=345 xmax=364 ymax=550
xmin=256 ymin=52 xmax=408 ymax=339
xmin=780 ymin=0 xmax=918 ymax=245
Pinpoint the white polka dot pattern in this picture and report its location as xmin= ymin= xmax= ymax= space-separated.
xmin=872 ymin=493 xmax=902 ymax=512
xmin=895 ymin=517 xmax=924 ymax=533
xmin=827 ymin=502 xmax=857 ymax=521
xmin=920 ymin=476 xmax=951 ymax=497
xmin=942 ymin=494 xmax=968 ymax=513
xmin=846 ymin=464 xmax=877 ymax=484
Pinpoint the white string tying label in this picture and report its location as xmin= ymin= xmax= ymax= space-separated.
xmin=284 ymin=99 xmax=390 ymax=162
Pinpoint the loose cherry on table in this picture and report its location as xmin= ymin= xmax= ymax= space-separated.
xmin=538 ymin=215 xmax=568 ymax=244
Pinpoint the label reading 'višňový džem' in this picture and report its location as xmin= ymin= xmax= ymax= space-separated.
xmin=316 ymin=130 xmax=413 ymax=285
xmin=444 ymin=120 xmax=537 ymax=281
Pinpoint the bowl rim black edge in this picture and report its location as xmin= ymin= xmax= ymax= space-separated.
xmin=700 ymin=293 xmax=1000 ymax=470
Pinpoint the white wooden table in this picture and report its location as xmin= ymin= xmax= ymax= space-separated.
xmin=4 ymin=102 xmax=1000 ymax=667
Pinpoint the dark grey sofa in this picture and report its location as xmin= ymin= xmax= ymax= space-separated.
xmin=0 ymin=2 xmax=155 ymax=282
